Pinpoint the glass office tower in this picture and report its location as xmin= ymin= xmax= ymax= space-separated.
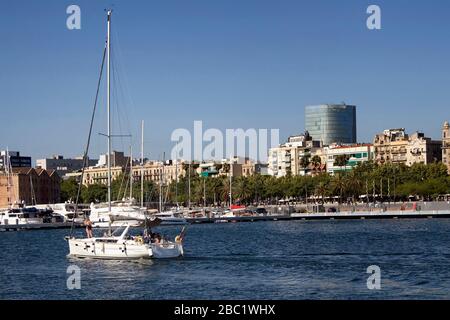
xmin=305 ymin=104 xmax=357 ymax=146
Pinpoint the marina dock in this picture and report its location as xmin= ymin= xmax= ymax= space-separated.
xmin=3 ymin=210 xmax=450 ymax=231
xmin=186 ymin=210 xmax=450 ymax=224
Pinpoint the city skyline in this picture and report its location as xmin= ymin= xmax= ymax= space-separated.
xmin=1 ymin=0 xmax=449 ymax=161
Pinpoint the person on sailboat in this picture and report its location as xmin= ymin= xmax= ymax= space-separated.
xmin=84 ymin=218 xmax=93 ymax=238
xmin=175 ymin=226 xmax=187 ymax=243
xmin=143 ymin=228 xmax=151 ymax=243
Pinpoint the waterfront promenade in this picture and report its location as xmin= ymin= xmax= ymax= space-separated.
xmin=187 ymin=209 xmax=450 ymax=224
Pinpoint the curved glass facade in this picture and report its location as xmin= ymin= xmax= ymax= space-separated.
xmin=305 ymin=104 xmax=357 ymax=146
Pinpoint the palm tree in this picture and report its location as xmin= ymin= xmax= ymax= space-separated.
xmin=310 ymin=155 xmax=322 ymax=175
xmin=220 ymin=177 xmax=230 ymax=204
xmin=299 ymin=156 xmax=310 ymax=174
xmin=314 ymin=182 xmax=329 ymax=204
xmin=182 ymin=163 xmax=190 ymax=172
xmin=222 ymin=163 xmax=230 ymax=174
xmin=182 ymin=162 xmax=199 ymax=179
xmin=334 ymin=154 xmax=349 ymax=175
xmin=209 ymin=177 xmax=224 ymax=206
xmin=332 ymin=174 xmax=346 ymax=204
xmin=234 ymin=177 xmax=252 ymax=204
xmin=345 ymin=172 xmax=363 ymax=204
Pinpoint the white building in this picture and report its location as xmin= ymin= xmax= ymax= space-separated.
xmin=268 ymin=132 xmax=322 ymax=177
xmin=325 ymin=144 xmax=374 ymax=175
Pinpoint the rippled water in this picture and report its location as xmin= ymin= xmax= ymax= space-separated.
xmin=1 ymin=219 xmax=450 ymax=299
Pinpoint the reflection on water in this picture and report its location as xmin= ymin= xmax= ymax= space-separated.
xmin=1 ymin=220 xmax=450 ymax=299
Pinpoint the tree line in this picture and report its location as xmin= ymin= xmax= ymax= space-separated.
xmin=61 ymin=162 xmax=450 ymax=206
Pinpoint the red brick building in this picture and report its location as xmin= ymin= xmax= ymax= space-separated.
xmin=0 ymin=168 xmax=60 ymax=208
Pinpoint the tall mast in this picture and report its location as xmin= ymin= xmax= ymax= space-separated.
xmin=30 ymin=175 xmax=36 ymax=206
xmin=141 ymin=120 xmax=144 ymax=208
xmin=175 ymin=143 xmax=178 ymax=208
xmin=6 ymin=147 xmax=12 ymax=207
xmin=229 ymin=156 xmax=232 ymax=209
xmin=203 ymin=176 xmax=206 ymax=208
xmin=159 ymin=165 xmax=162 ymax=212
xmin=159 ymin=153 xmax=164 ymax=212
xmin=129 ymin=145 xmax=133 ymax=200
xmin=188 ymin=162 xmax=191 ymax=209
xmin=106 ymin=9 xmax=112 ymax=214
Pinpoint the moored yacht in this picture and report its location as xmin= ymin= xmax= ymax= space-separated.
xmin=0 ymin=206 xmax=68 ymax=230
xmin=36 ymin=203 xmax=87 ymax=223
xmin=152 ymin=210 xmax=189 ymax=225
xmin=89 ymin=201 xmax=146 ymax=228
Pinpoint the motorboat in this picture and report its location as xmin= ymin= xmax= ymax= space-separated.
xmin=0 ymin=206 xmax=68 ymax=230
xmin=152 ymin=210 xmax=189 ymax=225
xmin=37 ymin=203 xmax=86 ymax=223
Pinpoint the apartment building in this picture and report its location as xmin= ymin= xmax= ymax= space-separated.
xmin=324 ymin=144 xmax=374 ymax=175
xmin=268 ymin=132 xmax=322 ymax=177
xmin=373 ymin=129 xmax=441 ymax=166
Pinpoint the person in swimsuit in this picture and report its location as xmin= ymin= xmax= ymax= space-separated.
xmin=84 ymin=218 xmax=93 ymax=238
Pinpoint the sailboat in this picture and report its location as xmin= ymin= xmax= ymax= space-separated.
xmin=215 ymin=157 xmax=238 ymax=222
xmin=66 ymin=10 xmax=184 ymax=259
xmin=149 ymin=155 xmax=188 ymax=226
xmin=89 ymin=202 xmax=145 ymax=228
xmin=89 ymin=146 xmax=146 ymax=228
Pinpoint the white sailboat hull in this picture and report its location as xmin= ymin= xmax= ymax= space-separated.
xmin=68 ymin=238 xmax=152 ymax=260
xmin=151 ymin=242 xmax=184 ymax=258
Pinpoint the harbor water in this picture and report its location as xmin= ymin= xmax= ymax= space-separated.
xmin=1 ymin=219 xmax=450 ymax=299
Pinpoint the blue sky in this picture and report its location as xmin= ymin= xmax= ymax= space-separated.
xmin=1 ymin=0 xmax=449 ymax=162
